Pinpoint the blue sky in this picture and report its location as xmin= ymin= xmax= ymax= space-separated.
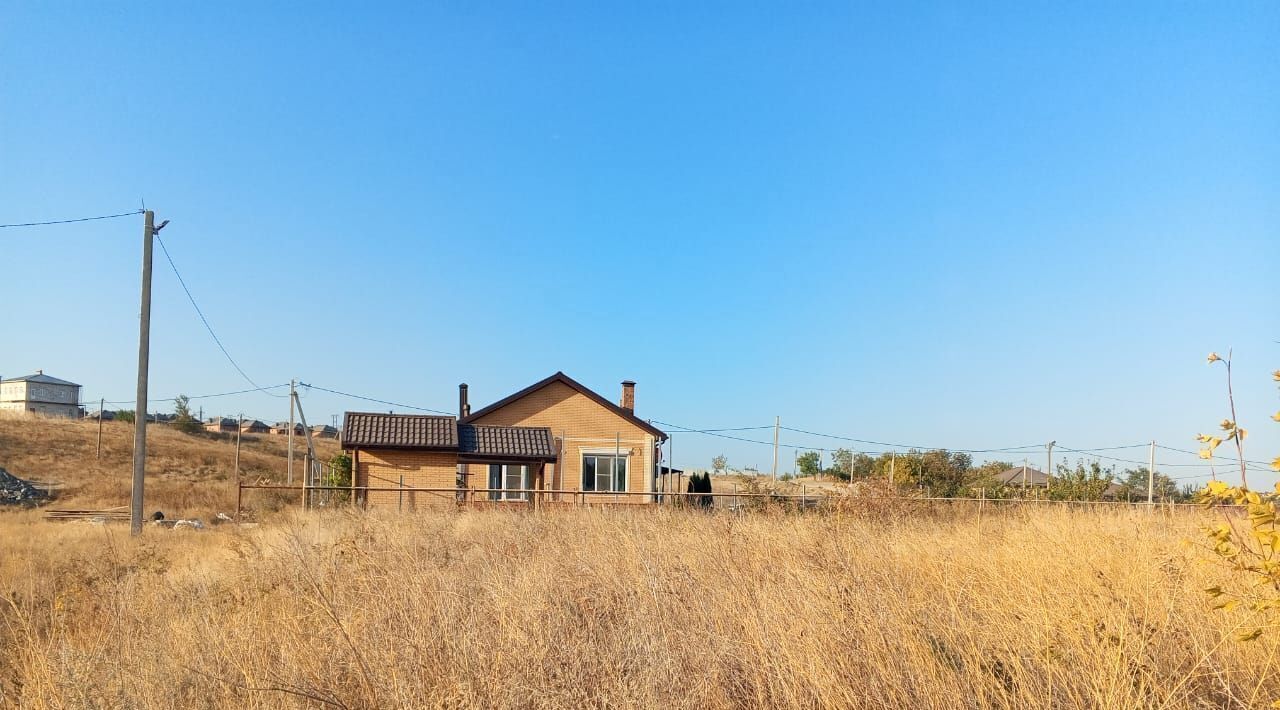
xmin=2 ymin=2 xmax=1276 ymax=483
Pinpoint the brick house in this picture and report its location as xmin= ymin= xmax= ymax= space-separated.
xmin=342 ymin=373 xmax=667 ymax=508
xmin=204 ymin=417 xmax=239 ymax=434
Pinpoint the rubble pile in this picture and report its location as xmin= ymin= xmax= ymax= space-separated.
xmin=0 ymin=466 xmax=50 ymax=506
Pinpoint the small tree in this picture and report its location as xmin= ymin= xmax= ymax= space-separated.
xmin=116 ymin=410 xmax=135 ymax=424
xmin=172 ymin=395 xmax=201 ymax=435
xmin=796 ymin=451 xmax=821 ymax=478
xmin=829 ymin=448 xmax=853 ymax=480
xmin=1048 ymin=460 xmax=1115 ymax=501
xmin=711 ymin=455 xmax=728 ymax=476
xmin=326 ymin=452 xmax=353 ymax=503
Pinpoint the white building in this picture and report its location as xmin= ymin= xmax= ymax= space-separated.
xmin=0 ymin=371 xmax=82 ymax=418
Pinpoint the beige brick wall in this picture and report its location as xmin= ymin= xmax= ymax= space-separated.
xmin=356 ymin=449 xmax=458 ymax=510
xmin=467 ymin=381 xmax=657 ymax=502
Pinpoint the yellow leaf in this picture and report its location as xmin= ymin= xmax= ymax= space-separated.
xmin=1273 ymin=369 xmax=1280 ymax=382
xmin=1220 ymin=420 xmax=1234 ymax=431
xmin=1272 ymin=411 xmax=1280 ymax=423
xmin=1238 ymin=628 xmax=1263 ymax=642
xmin=1200 ymin=449 xmax=1213 ymax=460
xmin=1207 ymin=352 xmax=1222 ymax=363
xmin=1207 ymin=481 xmax=1229 ymax=496
xmin=1272 ymin=456 xmax=1280 ymax=472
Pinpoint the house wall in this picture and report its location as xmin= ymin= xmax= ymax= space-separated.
xmin=0 ymin=381 xmax=81 ymax=418
xmin=356 ymin=449 xmax=459 ymax=509
xmin=466 ymin=380 xmax=656 ymax=502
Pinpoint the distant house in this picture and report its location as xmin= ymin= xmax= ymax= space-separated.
xmin=241 ymin=419 xmax=270 ymax=434
xmin=991 ymin=466 xmax=1052 ymax=488
xmin=85 ymin=410 xmax=115 ymax=422
xmin=343 ymin=372 xmax=667 ymax=509
xmin=0 ymin=371 xmax=82 ymax=418
xmin=310 ymin=424 xmax=339 ymax=439
xmin=270 ymin=421 xmax=305 ymax=436
xmin=204 ymin=418 xmax=239 ymax=434
xmin=989 ymin=465 xmax=1126 ymax=499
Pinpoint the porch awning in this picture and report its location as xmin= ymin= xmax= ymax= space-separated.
xmin=458 ymin=424 xmax=558 ymax=463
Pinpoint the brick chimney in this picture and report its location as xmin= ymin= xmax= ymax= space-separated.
xmin=458 ymin=383 xmax=470 ymax=418
xmin=620 ymin=380 xmax=636 ymax=413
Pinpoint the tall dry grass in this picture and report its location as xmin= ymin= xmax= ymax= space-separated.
xmin=0 ymin=412 xmax=337 ymax=515
xmin=1 ymin=504 xmax=1275 ymax=708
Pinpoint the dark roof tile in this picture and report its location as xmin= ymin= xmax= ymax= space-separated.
xmin=342 ymin=412 xmax=457 ymax=449
xmin=459 ymin=424 xmax=556 ymax=459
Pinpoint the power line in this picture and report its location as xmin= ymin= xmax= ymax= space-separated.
xmin=301 ymin=383 xmax=453 ymax=415
xmin=0 ymin=209 xmax=143 ymax=228
xmin=153 ymin=232 xmax=285 ymax=397
xmin=653 ymin=420 xmax=779 ymax=447
xmin=91 ymin=383 xmax=291 ymax=406
xmin=1156 ymin=444 xmax=1276 ymax=469
xmin=778 ymin=425 xmax=1047 ymax=454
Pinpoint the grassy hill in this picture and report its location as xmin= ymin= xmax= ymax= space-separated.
xmin=0 ymin=413 xmax=339 ymax=517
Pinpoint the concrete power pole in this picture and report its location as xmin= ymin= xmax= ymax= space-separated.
xmin=288 ymin=378 xmax=296 ymax=485
xmin=130 ymin=210 xmax=166 ymax=536
xmin=1147 ymin=440 xmax=1156 ymax=505
xmin=1046 ymin=440 xmax=1056 ymax=495
xmin=96 ymin=397 xmax=104 ymax=459
xmin=771 ymin=416 xmax=779 ymax=481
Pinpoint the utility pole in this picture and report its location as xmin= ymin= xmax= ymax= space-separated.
xmin=288 ymin=378 xmax=296 ymax=485
xmin=1046 ymin=440 xmax=1056 ymax=495
xmin=771 ymin=416 xmax=779 ymax=481
xmin=1147 ymin=440 xmax=1156 ymax=505
xmin=130 ymin=210 xmax=166 ymax=536
xmin=96 ymin=397 xmax=104 ymax=459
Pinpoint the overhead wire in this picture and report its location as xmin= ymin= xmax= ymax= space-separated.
xmin=89 ymin=383 xmax=292 ymax=407
xmin=0 ymin=209 xmax=143 ymax=228
xmin=300 ymin=383 xmax=454 ymax=416
xmin=153 ymin=232 xmax=286 ymax=397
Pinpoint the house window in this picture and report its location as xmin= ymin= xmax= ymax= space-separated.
xmin=582 ymin=454 xmax=628 ymax=493
xmin=488 ymin=464 xmax=529 ymax=501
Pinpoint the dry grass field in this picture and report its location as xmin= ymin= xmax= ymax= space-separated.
xmin=2 ymin=415 xmax=1278 ymax=708
xmin=1 ymin=504 xmax=1278 ymax=708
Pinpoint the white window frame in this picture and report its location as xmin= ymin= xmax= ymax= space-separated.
xmin=581 ymin=452 xmax=629 ymax=493
xmin=488 ymin=464 xmax=530 ymax=501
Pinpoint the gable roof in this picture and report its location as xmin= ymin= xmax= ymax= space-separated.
xmin=992 ymin=466 xmax=1052 ymax=487
xmin=458 ymin=424 xmax=557 ymax=460
xmin=342 ymin=412 xmax=457 ymax=449
xmin=4 ymin=372 xmax=79 ymax=387
xmin=461 ymin=371 xmax=666 ymax=440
